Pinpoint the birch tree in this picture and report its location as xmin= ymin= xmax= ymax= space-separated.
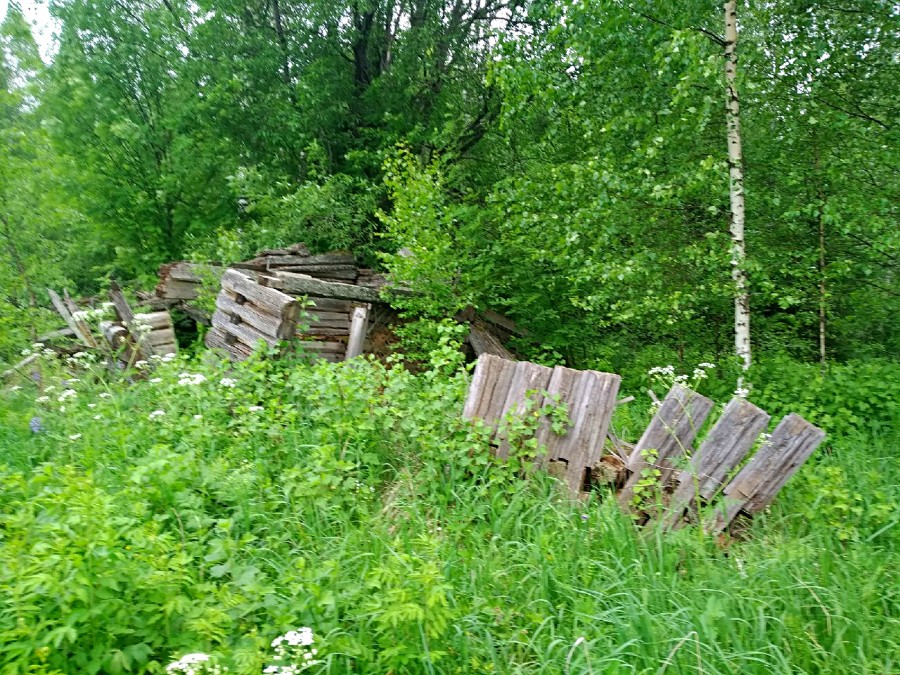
xmin=724 ymin=0 xmax=751 ymax=371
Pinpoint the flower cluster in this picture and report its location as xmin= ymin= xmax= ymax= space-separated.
xmin=219 ymin=378 xmax=236 ymax=388
xmin=149 ymin=409 xmax=166 ymax=420
xmin=267 ymin=628 xmax=320 ymax=672
xmin=165 ymin=653 xmax=226 ymax=675
xmin=150 ymin=353 xmax=177 ymax=363
xmin=178 ymin=372 xmax=207 ymax=386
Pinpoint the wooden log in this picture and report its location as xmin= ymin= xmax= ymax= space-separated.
xmin=271 ymin=271 xmax=381 ymax=303
xmin=221 ymin=269 xmax=301 ymax=323
xmin=296 ymin=340 xmax=346 ymax=353
xmin=211 ymin=310 xmax=280 ymax=349
xmin=305 ymin=318 xmax=351 ymax=329
xmin=467 ymin=321 xmax=516 ymax=360
xmin=205 ymin=327 xmax=252 ymax=360
xmin=494 ymin=360 xmax=555 ymax=460
xmin=462 ymin=353 xmax=519 ymax=427
xmin=306 ymin=310 xmax=351 ymax=322
xmin=305 ymin=297 xmax=356 ymax=313
xmin=215 ymin=291 xmax=286 ymax=339
xmin=156 ymin=279 xmax=200 ymax=300
xmin=146 ymin=328 xmax=177 ymax=347
xmin=132 ymin=311 xmax=171 ymax=330
xmin=153 ymin=342 xmax=177 ymax=355
xmin=264 ymin=252 xmax=355 ymax=268
xmin=663 ymin=397 xmax=770 ymax=527
xmin=345 ymin=305 xmax=370 ymax=359
xmin=299 ymin=326 xmax=353 ymax=337
xmin=276 ymin=263 xmax=357 ymax=274
xmin=535 ymin=366 xmax=620 ymax=495
xmin=617 ymin=385 xmax=715 ymax=508
xmin=707 ymin=414 xmax=825 ymax=533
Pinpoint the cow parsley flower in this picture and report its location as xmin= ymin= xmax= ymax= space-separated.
xmin=150 ymin=377 xmax=163 ymax=383
xmin=219 ymin=378 xmax=236 ymax=388
xmin=178 ymin=373 xmax=206 ymax=386
xmin=734 ymin=386 xmax=749 ymax=398
xmin=165 ymin=653 xmax=220 ymax=674
xmin=58 ymin=389 xmax=77 ymax=402
xmin=69 ymin=433 xmax=82 ymax=441
xmin=99 ymin=392 xmax=112 ymax=399
xmin=36 ymin=395 xmax=50 ymax=404
xmin=248 ymin=405 xmax=264 ymax=413
xmin=149 ymin=409 xmax=166 ymax=420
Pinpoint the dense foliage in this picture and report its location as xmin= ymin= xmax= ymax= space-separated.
xmin=1 ymin=344 xmax=898 ymax=674
xmin=0 ymin=0 xmax=897 ymax=367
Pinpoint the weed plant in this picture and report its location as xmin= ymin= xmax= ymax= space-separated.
xmin=0 ymin=342 xmax=897 ymax=674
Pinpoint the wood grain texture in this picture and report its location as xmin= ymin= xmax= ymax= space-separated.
xmin=47 ymin=288 xmax=93 ymax=347
xmin=664 ymin=397 xmax=770 ymax=527
xmin=205 ymin=327 xmax=252 ymax=360
xmin=467 ymin=321 xmax=515 ymax=359
xmin=216 ymin=291 xmax=285 ymax=339
xmin=618 ymin=385 xmax=714 ymax=507
xmin=274 ymin=271 xmax=382 ymax=303
xmin=221 ymin=269 xmax=300 ymax=321
xmin=462 ymin=354 xmax=518 ymax=428
xmin=494 ymin=361 xmax=554 ymax=460
xmin=264 ymin=252 xmax=355 ymax=267
xmin=132 ymin=311 xmax=171 ymax=330
xmin=707 ymin=413 xmax=825 ymax=533
xmin=211 ymin=310 xmax=280 ymax=349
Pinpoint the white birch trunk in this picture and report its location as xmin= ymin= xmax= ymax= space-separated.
xmin=724 ymin=0 xmax=751 ymax=370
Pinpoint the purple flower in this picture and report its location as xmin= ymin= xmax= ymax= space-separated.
xmin=29 ymin=416 xmax=44 ymax=433
xmin=581 ymin=514 xmax=589 ymax=522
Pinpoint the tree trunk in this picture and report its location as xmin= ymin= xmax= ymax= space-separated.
xmin=724 ymin=0 xmax=751 ymax=371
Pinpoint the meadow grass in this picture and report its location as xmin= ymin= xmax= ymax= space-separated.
xmin=0 ymin=348 xmax=897 ymax=674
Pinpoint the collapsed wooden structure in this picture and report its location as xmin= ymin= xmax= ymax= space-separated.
xmin=464 ymin=354 xmax=825 ymax=534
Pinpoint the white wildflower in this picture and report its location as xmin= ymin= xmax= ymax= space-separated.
xmin=134 ymin=360 xmax=149 ymax=370
xmin=149 ymin=409 xmax=166 ymax=420
xmin=36 ymin=395 xmax=50 ymax=403
xmin=32 ymin=342 xmax=45 ymax=350
xmin=57 ymin=389 xmax=77 ymax=402
xmin=150 ymin=377 xmax=163 ymax=383
xmin=44 ymin=385 xmax=56 ymax=393
xmin=674 ymin=374 xmax=688 ymax=384
xmin=734 ymin=387 xmax=750 ymax=398
xmin=248 ymin=405 xmax=263 ymax=413
xmin=42 ymin=348 xmax=55 ymax=357
xmin=149 ymin=354 xmax=164 ymax=362
xmin=93 ymin=414 xmax=101 ymax=420
xmin=692 ymin=368 xmax=708 ymax=379
xmin=99 ymin=392 xmax=112 ymax=399
xmin=194 ymin=414 xmax=203 ymax=420
xmin=699 ymin=362 xmax=715 ymax=369
xmin=178 ymin=373 xmax=206 ymax=386
xmin=69 ymin=433 xmax=81 ymax=441
xmin=219 ymin=377 xmax=237 ymax=388
xmin=20 ymin=348 xmax=32 ymax=357
xmin=166 ymin=653 xmax=211 ymax=674
xmin=87 ymin=403 xmax=97 ymax=408
xmin=162 ymin=353 xmax=177 ymax=362
xmin=58 ymin=406 xmax=66 ymax=413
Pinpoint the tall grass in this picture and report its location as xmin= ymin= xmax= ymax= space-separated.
xmin=0 ymin=347 xmax=897 ymax=674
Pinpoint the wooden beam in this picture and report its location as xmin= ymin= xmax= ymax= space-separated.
xmin=270 ymin=271 xmax=382 ymax=303
xmin=345 ymin=305 xmax=370 ymax=359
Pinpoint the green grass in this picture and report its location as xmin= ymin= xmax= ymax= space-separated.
xmin=0 ymin=347 xmax=897 ymax=674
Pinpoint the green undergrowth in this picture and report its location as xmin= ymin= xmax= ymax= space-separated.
xmin=0 ymin=344 xmax=897 ymax=674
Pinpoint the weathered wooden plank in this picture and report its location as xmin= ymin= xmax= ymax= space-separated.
xmin=296 ymin=340 xmax=346 ymax=353
xmin=132 ymin=311 xmax=171 ymax=330
xmin=467 ymin=322 xmax=516 ymax=360
xmin=205 ymin=327 xmax=252 ymax=360
xmin=277 ymin=263 xmax=357 ymax=274
xmin=272 ymin=272 xmax=381 ymax=303
xmin=305 ymin=317 xmax=352 ymax=329
xmin=306 ymin=310 xmax=351 ymax=323
xmin=37 ymin=326 xmax=76 ymax=342
xmin=545 ymin=368 xmax=620 ymax=494
xmin=494 ymin=361 xmax=554 ymax=460
xmin=664 ymin=397 xmax=770 ymax=527
xmin=221 ymin=269 xmax=301 ymax=323
xmin=462 ymin=354 xmax=518 ymax=426
xmin=146 ymin=328 xmax=177 ymax=347
xmin=345 ymin=305 xmax=370 ymax=359
xmin=299 ymin=326 xmax=353 ymax=337
xmin=707 ymin=414 xmax=825 ymax=533
xmin=211 ymin=310 xmax=280 ymax=349
xmin=215 ymin=291 xmax=285 ymax=339
xmin=153 ymin=342 xmax=177 ymax=355
xmin=617 ymin=385 xmax=715 ymax=508
xmin=534 ymin=365 xmax=581 ymax=462
xmin=265 ymin=252 xmax=355 ymax=268
xmin=306 ymin=297 xmax=355 ymax=313
xmin=478 ymin=309 xmax=525 ymax=336
xmin=48 ymin=289 xmax=98 ymax=348
xmin=156 ymin=279 xmax=200 ymax=300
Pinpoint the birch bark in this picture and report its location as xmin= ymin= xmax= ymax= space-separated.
xmin=724 ymin=0 xmax=751 ymax=370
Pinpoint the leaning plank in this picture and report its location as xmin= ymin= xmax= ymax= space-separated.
xmin=215 ymin=291 xmax=286 ymax=339
xmin=664 ymin=398 xmax=770 ymax=527
xmin=47 ymin=289 xmax=97 ymax=348
xmin=707 ymin=414 xmax=825 ymax=534
xmin=494 ymin=361 xmax=554 ymax=460
xmin=270 ymin=272 xmax=381 ymax=303
xmin=345 ymin=305 xmax=370 ymax=360
xmin=211 ymin=310 xmax=280 ymax=349
xmin=467 ymin=321 xmax=516 ymax=360
xmin=540 ymin=367 xmax=620 ymax=495
xmin=462 ymin=353 xmax=519 ymax=427
xmin=221 ymin=269 xmax=301 ymax=321
xmin=110 ymin=282 xmax=154 ymax=357
xmin=618 ymin=385 xmax=714 ymax=508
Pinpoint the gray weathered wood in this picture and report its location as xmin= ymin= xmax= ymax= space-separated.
xmin=463 ymin=354 xmax=518 ymax=426
xmin=156 ymin=279 xmax=200 ymax=300
xmin=299 ymin=326 xmax=353 ymax=337
xmin=618 ymin=385 xmax=714 ymax=508
xmin=297 ymin=340 xmax=346 ymax=352
xmin=47 ymin=289 xmax=97 ymax=348
xmin=153 ymin=342 xmax=177 ymax=355
xmin=110 ymin=282 xmax=155 ymax=357
xmin=707 ymin=413 xmax=825 ymax=533
xmin=264 ymin=252 xmax=355 ymax=268
xmin=211 ymin=310 xmax=280 ymax=349
xmin=467 ymin=322 xmax=515 ymax=360
xmin=494 ymin=360 xmax=554 ymax=460
xmin=132 ymin=311 xmax=171 ymax=330
xmin=216 ymin=291 xmax=284 ymax=339
xmin=205 ymin=327 xmax=253 ymax=360
xmin=272 ymin=271 xmax=381 ymax=303
xmin=664 ymin=397 xmax=770 ymax=527
xmin=221 ymin=269 xmax=300 ymax=321
xmin=306 ymin=297 xmax=355 ymax=313
xmin=146 ymin=328 xmax=177 ymax=347
xmin=537 ymin=366 xmax=620 ymax=494
xmin=345 ymin=305 xmax=369 ymax=359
